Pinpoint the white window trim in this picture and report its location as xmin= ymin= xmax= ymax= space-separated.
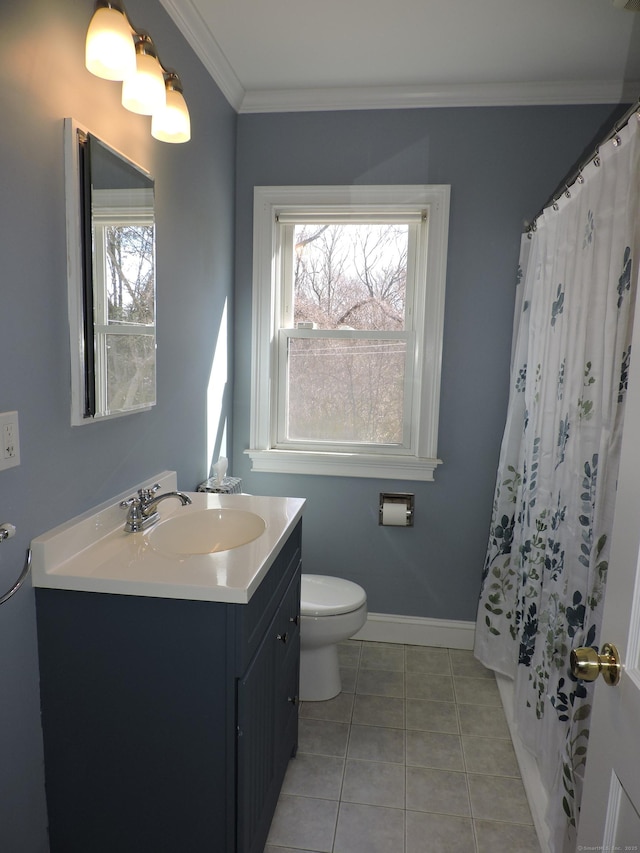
xmin=246 ymin=185 xmax=450 ymax=480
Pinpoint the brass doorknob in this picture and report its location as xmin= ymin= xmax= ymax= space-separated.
xmin=570 ymin=643 xmax=621 ymax=686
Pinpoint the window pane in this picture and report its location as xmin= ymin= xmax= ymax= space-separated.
xmin=105 ymin=225 xmax=155 ymax=325
xmin=292 ymin=224 xmax=407 ymax=331
xmin=286 ymin=337 xmax=406 ymax=444
xmin=105 ymin=333 xmax=156 ymax=412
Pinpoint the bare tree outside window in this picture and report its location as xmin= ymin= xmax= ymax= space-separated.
xmin=106 ymin=224 xmax=155 ymax=325
xmin=286 ymin=223 xmax=409 ymax=445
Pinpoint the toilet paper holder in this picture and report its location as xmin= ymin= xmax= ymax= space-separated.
xmin=379 ymin=493 xmax=414 ymax=526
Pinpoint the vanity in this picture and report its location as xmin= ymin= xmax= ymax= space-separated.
xmin=31 ymin=473 xmax=305 ymax=853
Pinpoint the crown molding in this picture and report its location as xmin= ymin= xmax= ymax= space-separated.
xmin=240 ymin=79 xmax=639 ymax=114
xmin=158 ymin=0 xmax=245 ymax=110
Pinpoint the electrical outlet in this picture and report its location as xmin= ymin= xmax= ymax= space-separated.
xmin=4 ymin=422 xmax=16 ymax=457
xmin=0 ymin=411 xmax=20 ymax=470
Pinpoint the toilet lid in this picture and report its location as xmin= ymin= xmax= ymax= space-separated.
xmin=301 ymin=574 xmax=367 ymax=616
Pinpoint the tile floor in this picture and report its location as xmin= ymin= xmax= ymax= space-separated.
xmin=265 ymin=640 xmax=541 ymax=853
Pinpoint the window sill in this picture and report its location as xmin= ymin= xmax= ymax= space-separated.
xmin=245 ymin=449 xmax=441 ymax=481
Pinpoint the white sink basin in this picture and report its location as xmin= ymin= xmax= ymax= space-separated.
xmin=148 ymin=508 xmax=267 ymax=555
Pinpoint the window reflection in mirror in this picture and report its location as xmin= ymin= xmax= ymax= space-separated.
xmin=65 ymin=118 xmax=156 ymax=424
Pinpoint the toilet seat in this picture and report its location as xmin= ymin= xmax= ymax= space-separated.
xmin=301 ymin=574 xmax=367 ymax=617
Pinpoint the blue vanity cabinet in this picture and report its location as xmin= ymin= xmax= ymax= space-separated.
xmin=35 ymin=520 xmax=302 ymax=853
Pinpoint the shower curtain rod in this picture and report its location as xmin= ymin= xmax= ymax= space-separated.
xmin=526 ymin=96 xmax=640 ymax=234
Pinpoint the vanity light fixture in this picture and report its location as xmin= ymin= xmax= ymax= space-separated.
xmin=121 ymin=34 xmax=166 ymax=115
xmin=151 ymin=73 xmax=191 ymax=143
xmin=84 ymin=1 xmax=191 ymax=143
xmin=85 ymin=2 xmax=136 ymax=81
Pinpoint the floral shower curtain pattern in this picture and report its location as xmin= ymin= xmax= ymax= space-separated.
xmin=475 ymin=113 xmax=640 ymax=852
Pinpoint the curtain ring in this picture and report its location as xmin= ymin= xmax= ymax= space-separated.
xmin=552 ymin=201 xmax=559 ymax=211
xmin=564 ymin=186 xmax=571 ymax=198
xmin=594 ymin=153 xmax=601 ymax=167
xmin=611 ymin=119 xmax=623 ymax=147
xmin=576 ymin=172 xmax=585 ymax=184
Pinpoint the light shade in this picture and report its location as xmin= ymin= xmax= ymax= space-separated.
xmin=121 ymin=36 xmax=166 ymax=115
xmin=85 ymin=4 xmax=136 ymax=81
xmin=151 ymin=76 xmax=191 ymax=143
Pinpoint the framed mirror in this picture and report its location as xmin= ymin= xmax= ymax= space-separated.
xmin=64 ymin=118 xmax=156 ymax=425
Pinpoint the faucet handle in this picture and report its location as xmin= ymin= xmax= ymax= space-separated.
xmin=120 ymin=496 xmax=140 ymax=509
xmin=120 ymin=493 xmax=148 ymax=532
xmin=138 ymin=483 xmax=161 ymax=502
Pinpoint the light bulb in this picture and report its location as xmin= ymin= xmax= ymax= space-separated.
xmin=151 ymin=80 xmax=191 ymax=143
xmin=85 ymin=5 xmax=136 ymax=81
xmin=121 ymin=36 xmax=166 ymax=115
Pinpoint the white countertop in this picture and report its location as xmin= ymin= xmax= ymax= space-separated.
xmin=31 ymin=472 xmax=305 ymax=604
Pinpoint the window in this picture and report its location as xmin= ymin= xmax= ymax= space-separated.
xmin=91 ymin=188 xmax=156 ymax=416
xmin=247 ymin=186 xmax=450 ymax=480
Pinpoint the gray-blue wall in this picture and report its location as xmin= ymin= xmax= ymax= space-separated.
xmin=0 ymin=0 xmax=236 ymax=848
xmin=232 ymin=105 xmax=620 ymax=623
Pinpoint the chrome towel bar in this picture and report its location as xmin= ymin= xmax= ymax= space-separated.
xmin=0 ymin=521 xmax=32 ymax=606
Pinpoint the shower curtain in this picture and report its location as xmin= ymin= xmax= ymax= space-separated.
xmin=475 ymin=112 xmax=640 ymax=852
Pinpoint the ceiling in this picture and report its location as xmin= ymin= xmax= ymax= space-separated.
xmin=158 ymin=0 xmax=640 ymax=113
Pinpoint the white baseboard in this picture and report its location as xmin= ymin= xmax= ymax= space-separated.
xmin=495 ymin=673 xmax=550 ymax=853
xmin=352 ymin=612 xmax=475 ymax=650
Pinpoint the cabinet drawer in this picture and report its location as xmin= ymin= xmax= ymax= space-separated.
xmin=272 ymin=568 xmax=300 ymax=672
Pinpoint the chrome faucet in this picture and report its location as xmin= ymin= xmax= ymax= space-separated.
xmin=120 ymin=484 xmax=192 ymax=533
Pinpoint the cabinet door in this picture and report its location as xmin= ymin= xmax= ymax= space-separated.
xmin=273 ymin=571 xmax=301 ymax=765
xmin=276 ymin=648 xmax=300 ymax=765
xmin=236 ymin=563 xmax=301 ymax=853
xmin=236 ymin=624 xmax=278 ymax=853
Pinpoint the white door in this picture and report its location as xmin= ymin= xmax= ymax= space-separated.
xmin=576 ymin=285 xmax=640 ymax=848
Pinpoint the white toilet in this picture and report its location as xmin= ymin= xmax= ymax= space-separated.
xmin=299 ymin=574 xmax=368 ymax=701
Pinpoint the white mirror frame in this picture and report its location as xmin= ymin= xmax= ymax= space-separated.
xmin=64 ymin=117 xmax=156 ymax=425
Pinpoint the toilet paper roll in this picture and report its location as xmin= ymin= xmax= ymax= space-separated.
xmin=381 ymin=502 xmax=408 ymax=526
